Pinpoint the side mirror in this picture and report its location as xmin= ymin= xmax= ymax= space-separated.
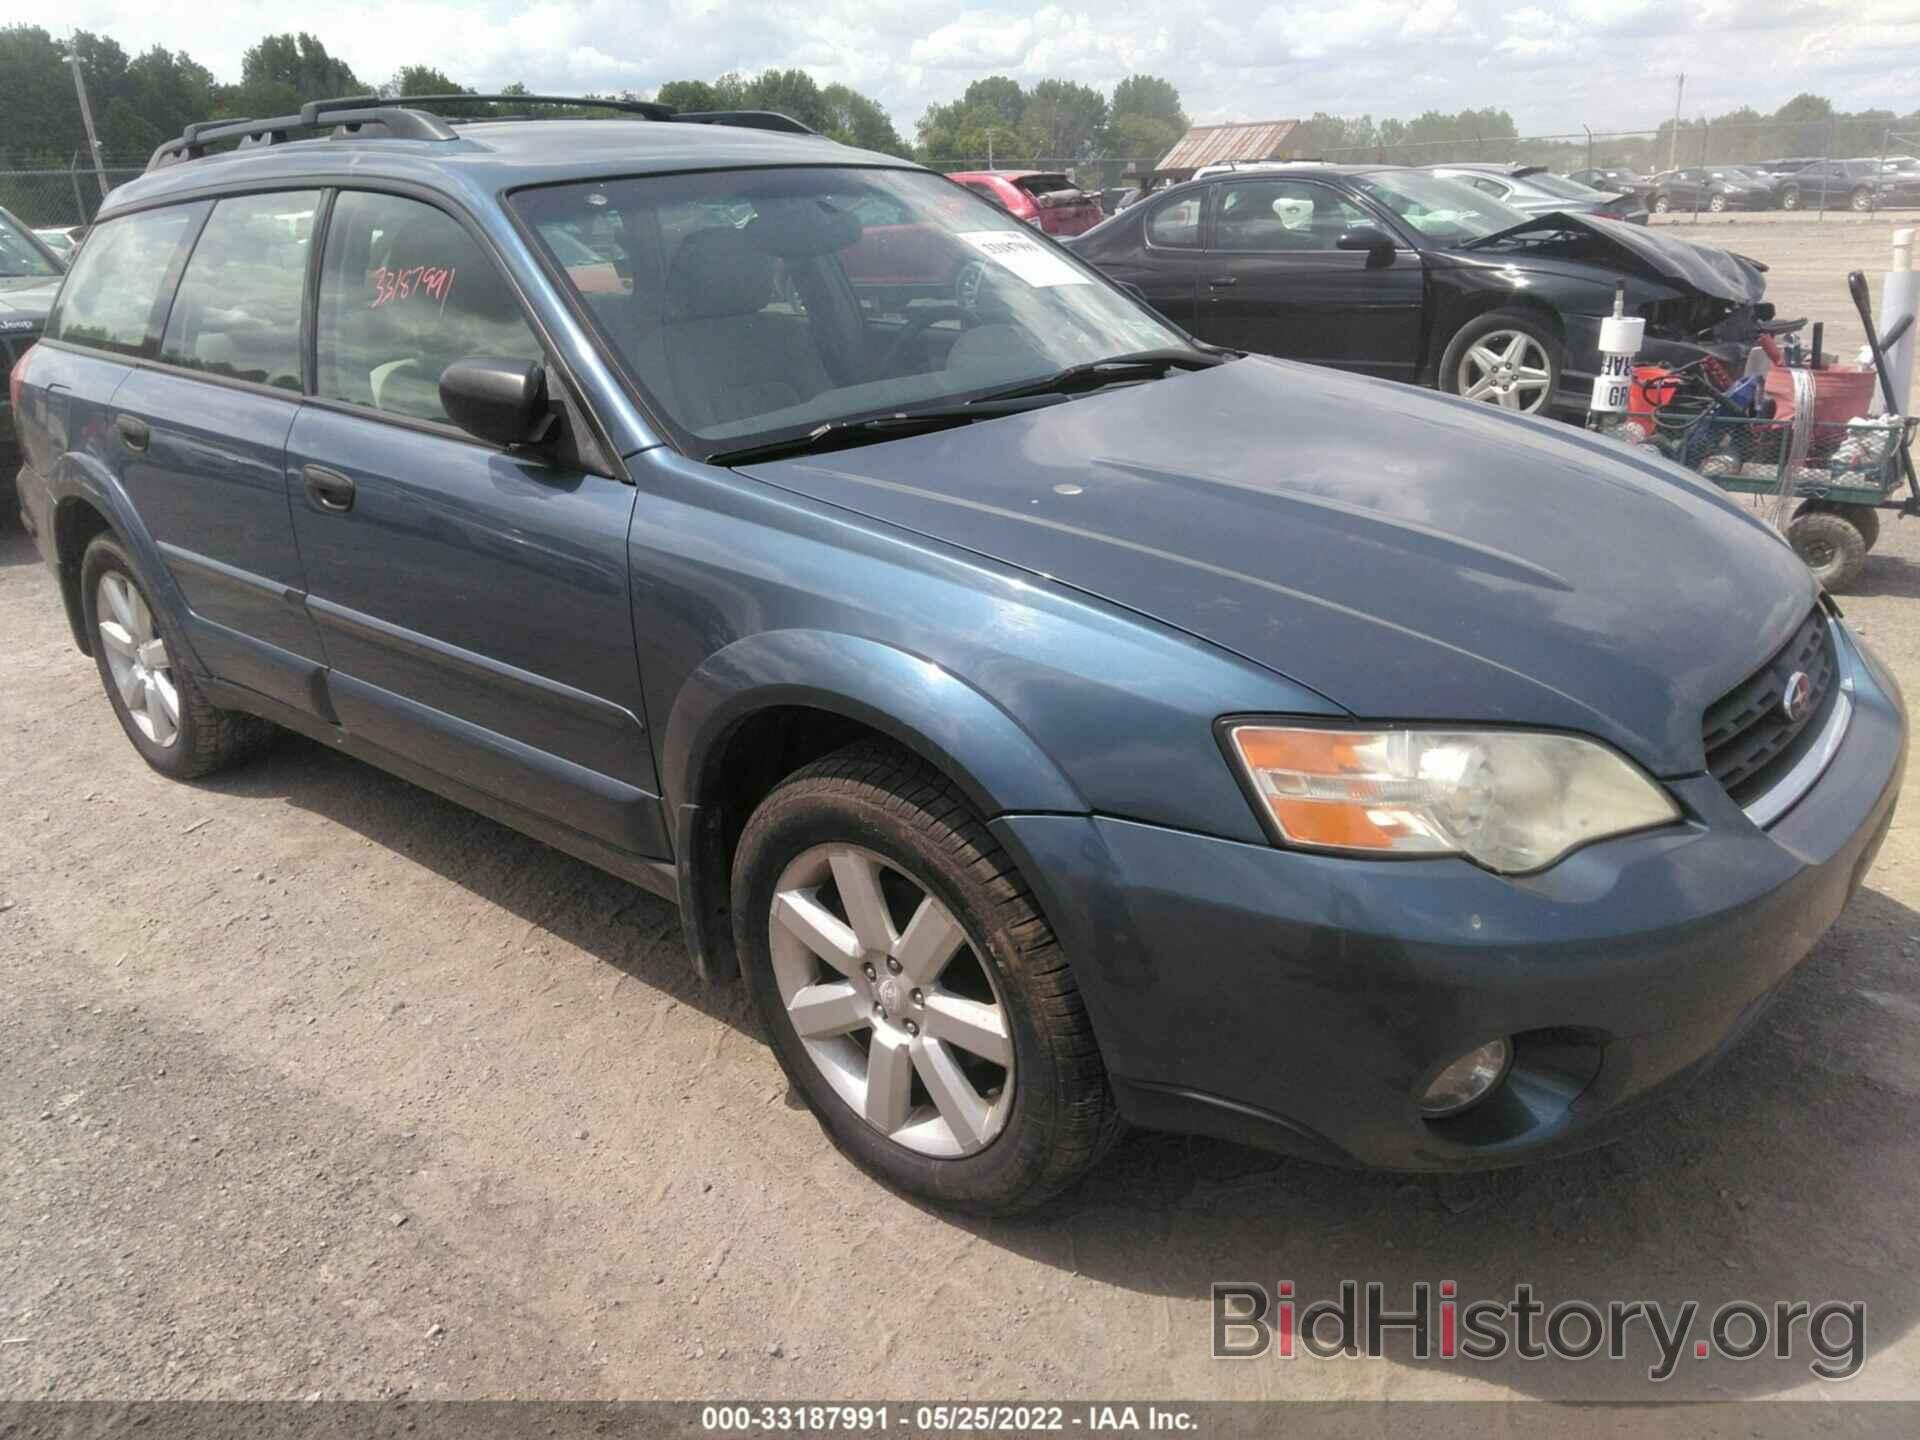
xmin=1337 ymin=227 xmax=1397 ymax=267
xmin=440 ymin=357 xmax=551 ymax=448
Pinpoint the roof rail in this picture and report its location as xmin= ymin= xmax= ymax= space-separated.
xmin=674 ymin=110 xmax=818 ymax=136
xmin=146 ymin=93 xmax=821 ymax=173
xmin=383 ymin=92 xmax=674 ymax=122
xmin=147 ymin=98 xmax=458 ymax=170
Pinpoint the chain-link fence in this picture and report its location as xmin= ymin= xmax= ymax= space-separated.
xmin=0 ymin=155 xmax=147 ymax=229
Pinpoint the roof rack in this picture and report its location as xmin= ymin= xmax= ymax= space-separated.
xmin=674 ymin=110 xmax=817 ymax=136
xmin=147 ymin=93 xmax=819 ymax=172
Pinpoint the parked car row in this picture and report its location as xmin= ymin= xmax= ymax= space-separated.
xmin=1570 ymin=158 xmax=1920 ymax=213
xmin=0 ymin=204 xmax=68 ymax=511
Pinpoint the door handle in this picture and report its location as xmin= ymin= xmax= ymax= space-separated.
xmin=1207 ymin=275 xmax=1239 ymax=288
xmin=115 ymin=415 xmax=149 ymax=453
xmin=303 ymin=464 xmax=356 ymax=513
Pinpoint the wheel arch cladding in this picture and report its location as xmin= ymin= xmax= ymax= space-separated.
xmin=661 ymin=629 xmax=1088 ymax=980
xmin=48 ymin=455 xmax=191 ymax=667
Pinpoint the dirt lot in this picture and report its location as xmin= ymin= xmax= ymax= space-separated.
xmin=4 ymin=218 xmax=1920 ymax=1406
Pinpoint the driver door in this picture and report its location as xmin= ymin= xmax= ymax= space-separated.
xmin=1192 ymin=178 xmax=1424 ymax=380
xmin=285 ymin=188 xmax=667 ymax=858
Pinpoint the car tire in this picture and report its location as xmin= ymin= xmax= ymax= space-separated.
xmin=80 ymin=533 xmax=274 ymax=779
xmin=1440 ymin=309 xmax=1562 ymax=416
xmin=1781 ymin=187 xmax=1801 ymax=211
xmin=1786 ymin=509 xmax=1869 ymax=591
xmin=1652 ymin=193 xmax=1672 ymax=214
xmin=732 ymin=741 xmax=1120 ymax=1214
xmin=1708 ymin=192 xmax=1727 ymax=213
xmin=1850 ymin=186 xmax=1873 ymax=213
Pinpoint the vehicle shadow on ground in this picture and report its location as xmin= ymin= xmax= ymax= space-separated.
xmin=965 ymin=883 xmax=1920 ymax=1400
xmin=193 ymin=729 xmax=1917 ymax=1401
xmin=1851 ymin=552 xmax=1920 ymax=602
xmin=189 ymin=731 xmax=753 ymax=1037
xmin=0 ymin=521 xmax=40 ymax=568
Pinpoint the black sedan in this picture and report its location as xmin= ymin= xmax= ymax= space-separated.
xmin=1066 ymin=165 xmax=1776 ymax=418
xmin=1644 ymin=167 xmax=1775 ymax=213
xmin=1567 ymin=166 xmax=1650 ymax=204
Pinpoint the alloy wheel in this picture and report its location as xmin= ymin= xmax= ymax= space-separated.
xmin=1653 ymin=195 xmax=1670 ymax=213
xmin=768 ymin=843 xmax=1013 ymax=1158
xmin=96 ymin=572 xmax=179 ymax=748
xmin=1457 ymin=331 xmax=1553 ymax=413
xmin=1782 ymin=189 xmax=1800 ymax=210
xmin=1709 ymin=193 xmax=1727 ymax=213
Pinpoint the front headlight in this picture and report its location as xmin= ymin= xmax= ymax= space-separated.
xmin=1223 ymin=724 xmax=1680 ymax=874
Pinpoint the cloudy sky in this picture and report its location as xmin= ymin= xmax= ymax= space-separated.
xmin=27 ymin=0 xmax=1920 ymax=139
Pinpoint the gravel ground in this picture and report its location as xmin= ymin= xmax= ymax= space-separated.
xmin=3 ymin=217 xmax=1920 ymax=1405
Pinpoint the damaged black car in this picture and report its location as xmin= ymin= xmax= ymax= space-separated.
xmin=1066 ymin=164 xmax=1779 ymax=418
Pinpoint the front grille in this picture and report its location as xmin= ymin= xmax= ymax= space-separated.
xmin=1702 ymin=607 xmax=1839 ymax=808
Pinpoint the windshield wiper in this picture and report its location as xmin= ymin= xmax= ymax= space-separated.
xmin=706 ymin=395 xmax=1058 ymax=467
xmin=969 ymin=347 xmax=1228 ymax=404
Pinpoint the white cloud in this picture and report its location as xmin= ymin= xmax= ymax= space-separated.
xmin=33 ymin=0 xmax=1920 ymax=141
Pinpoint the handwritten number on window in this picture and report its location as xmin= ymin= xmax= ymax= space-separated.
xmin=370 ymin=264 xmax=458 ymax=313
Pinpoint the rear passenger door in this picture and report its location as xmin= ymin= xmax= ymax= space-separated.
xmin=117 ymin=190 xmax=331 ymax=715
xmin=284 ymin=189 xmax=666 ymax=859
xmin=49 ymin=195 xmax=332 ymax=720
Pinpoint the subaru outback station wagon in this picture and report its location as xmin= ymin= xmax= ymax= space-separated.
xmin=10 ymin=95 xmax=1905 ymax=1214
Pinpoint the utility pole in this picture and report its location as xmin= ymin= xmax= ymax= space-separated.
xmin=67 ymin=50 xmax=110 ymax=202
xmin=1667 ymin=73 xmax=1685 ymax=171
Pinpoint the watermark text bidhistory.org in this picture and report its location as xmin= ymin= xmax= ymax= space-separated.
xmin=1213 ymin=1281 xmax=1865 ymax=1381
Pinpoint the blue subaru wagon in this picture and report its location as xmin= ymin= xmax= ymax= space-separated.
xmin=9 ymin=96 xmax=1906 ymax=1212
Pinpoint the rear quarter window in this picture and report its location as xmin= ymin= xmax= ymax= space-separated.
xmin=49 ymin=203 xmax=207 ymax=356
xmin=160 ymin=190 xmax=319 ymax=391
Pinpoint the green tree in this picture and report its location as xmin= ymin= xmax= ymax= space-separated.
xmin=229 ymin=32 xmax=364 ymax=117
xmin=1110 ymin=75 xmax=1185 ymax=130
xmin=0 ymin=26 xmax=83 ymax=163
xmin=818 ymin=83 xmax=911 ymax=157
xmin=655 ymin=79 xmax=721 ymax=112
xmin=1025 ymin=78 xmax=1106 ymax=160
xmin=124 ymin=47 xmax=217 ymax=145
xmin=385 ymin=65 xmax=465 ymax=98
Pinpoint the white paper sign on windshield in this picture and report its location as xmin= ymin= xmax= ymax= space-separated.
xmin=955 ymin=230 xmax=1091 ymax=288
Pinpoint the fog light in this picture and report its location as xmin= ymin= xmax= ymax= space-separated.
xmin=1418 ymin=1039 xmax=1512 ymax=1118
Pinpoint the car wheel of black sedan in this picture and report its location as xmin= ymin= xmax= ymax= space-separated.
xmin=1441 ymin=311 xmax=1561 ymax=416
xmin=1652 ymin=193 xmax=1672 ymax=214
xmin=1850 ymin=187 xmax=1873 ymax=213
xmin=1781 ymin=187 xmax=1802 ymax=211
xmin=1708 ymin=192 xmax=1728 ymax=213
xmin=732 ymin=741 xmax=1120 ymax=1214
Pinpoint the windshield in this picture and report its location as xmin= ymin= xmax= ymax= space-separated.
xmin=1349 ymin=171 xmax=1528 ymax=244
xmin=513 ymin=167 xmax=1186 ymax=456
xmin=0 ymin=211 xmax=63 ymax=278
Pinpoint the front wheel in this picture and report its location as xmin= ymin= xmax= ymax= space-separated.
xmin=1652 ymin=193 xmax=1672 ymax=214
xmin=1440 ymin=310 xmax=1561 ymax=415
xmin=1851 ymin=186 xmax=1873 ymax=213
xmin=1781 ymin=188 xmax=1802 ymax=211
xmin=1709 ymin=192 xmax=1728 ymax=213
xmin=733 ymin=743 xmax=1119 ymax=1213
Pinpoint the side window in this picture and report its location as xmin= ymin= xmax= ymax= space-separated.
xmin=315 ymin=191 xmax=542 ymax=424
xmin=1470 ymin=177 xmax=1508 ymax=198
xmin=48 ymin=203 xmax=205 ymax=356
xmin=1213 ymin=181 xmax=1374 ymax=252
xmin=962 ymin=181 xmax=1007 ymax=210
xmin=1146 ymin=194 xmax=1201 ymax=249
xmin=160 ymin=191 xmax=318 ymax=391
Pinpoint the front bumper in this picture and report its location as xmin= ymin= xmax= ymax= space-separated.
xmin=995 ymin=621 xmax=1905 ymax=1171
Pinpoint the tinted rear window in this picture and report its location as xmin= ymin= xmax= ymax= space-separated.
xmin=1015 ymin=174 xmax=1078 ymax=196
xmin=50 ymin=204 xmax=206 ymax=355
xmin=160 ymin=191 xmax=319 ymax=391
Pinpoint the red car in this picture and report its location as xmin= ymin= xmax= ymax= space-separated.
xmin=946 ymin=171 xmax=1104 ymax=237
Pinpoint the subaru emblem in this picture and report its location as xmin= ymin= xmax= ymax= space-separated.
xmin=1781 ymin=671 xmax=1814 ymax=723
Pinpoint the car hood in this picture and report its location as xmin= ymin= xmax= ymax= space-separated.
xmin=740 ymin=358 xmax=1815 ymax=776
xmin=1462 ymin=213 xmax=1764 ymax=303
xmin=0 ymin=274 xmax=60 ymax=323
